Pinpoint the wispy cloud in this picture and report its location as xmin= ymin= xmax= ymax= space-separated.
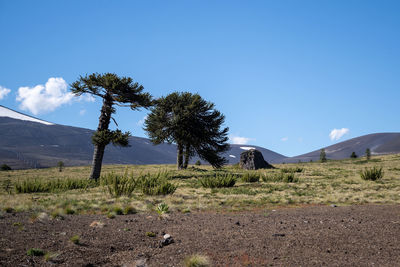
xmin=79 ymin=109 xmax=86 ymax=116
xmin=137 ymin=115 xmax=148 ymax=126
xmin=329 ymin=128 xmax=349 ymax=141
xmin=281 ymin=137 xmax=288 ymax=142
xmin=16 ymin=77 xmax=93 ymax=115
xmin=0 ymin=86 xmax=11 ymax=100
xmin=229 ymin=134 xmax=254 ymax=145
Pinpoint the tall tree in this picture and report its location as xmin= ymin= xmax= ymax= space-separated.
xmin=144 ymin=92 xmax=229 ymax=169
xmin=71 ymin=73 xmax=152 ymax=180
xmin=320 ymin=149 xmax=327 ymax=163
xmin=366 ymin=148 xmax=371 ymax=160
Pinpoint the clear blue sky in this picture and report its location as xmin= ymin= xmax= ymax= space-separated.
xmin=1 ymin=0 xmax=399 ymax=157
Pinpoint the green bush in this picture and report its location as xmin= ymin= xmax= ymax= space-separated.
xmin=184 ymin=254 xmax=210 ymax=267
xmin=241 ymin=172 xmax=260 ymax=183
xmin=262 ymin=172 xmax=299 ymax=183
xmin=123 ymin=206 xmax=137 ymax=215
xmin=156 ymin=203 xmax=169 ymax=215
xmin=360 ymin=167 xmax=384 ymax=181
xmin=102 ymin=172 xmax=137 ymax=198
xmin=195 ymin=160 xmax=201 ymax=166
xmin=70 ymin=235 xmax=80 ymax=245
xmin=15 ymin=178 xmax=98 ymax=194
xmin=27 ymin=248 xmax=45 ymax=256
xmin=137 ymin=172 xmax=177 ymax=196
xmin=200 ymin=173 xmax=237 ymax=188
xmin=281 ymin=167 xmax=304 ymax=173
xmin=1 ymin=164 xmax=12 ymax=171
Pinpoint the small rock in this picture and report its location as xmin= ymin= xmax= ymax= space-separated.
xmin=159 ymin=234 xmax=174 ymax=248
xmin=330 ymin=204 xmax=337 ymax=208
xmin=272 ymin=233 xmax=285 ymax=237
xmin=235 ymin=221 xmax=240 ymax=226
xmin=163 ymin=234 xmax=171 ymax=239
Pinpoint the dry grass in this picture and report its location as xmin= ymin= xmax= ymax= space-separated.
xmin=1 ymin=154 xmax=400 ymax=214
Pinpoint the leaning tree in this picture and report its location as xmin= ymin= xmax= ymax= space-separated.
xmin=144 ymin=92 xmax=229 ymax=169
xmin=71 ymin=73 xmax=152 ymax=180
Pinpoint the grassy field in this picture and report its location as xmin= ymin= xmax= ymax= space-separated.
xmin=1 ymin=154 xmax=400 ymax=216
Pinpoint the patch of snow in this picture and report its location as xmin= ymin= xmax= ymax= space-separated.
xmin=0 ymin=105 xmax=54 ymax=125
xmin=229 ymin=155 xmax=236 ymax=158
xmin=240 ymin=146 xmax=255 ymax=150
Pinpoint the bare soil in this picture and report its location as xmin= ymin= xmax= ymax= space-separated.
xmin=1 ymin=205 xmax=400 ymax=266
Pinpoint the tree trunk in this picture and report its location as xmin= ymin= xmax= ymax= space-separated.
xmin=183 ymin=144 xmax=190 ymax=169
xmin=177 ymin=143 xmax=184 ymax=170
xmin=89 ymin=95 xmax=113 ymax=180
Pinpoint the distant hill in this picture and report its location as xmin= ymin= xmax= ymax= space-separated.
xmin=0 ymin=105 xmax=287 ymax=169
xmin=286 ymin=133 xmax=400 ymax=163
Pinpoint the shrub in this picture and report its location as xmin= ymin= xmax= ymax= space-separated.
xmin=137 ymin=172 xmax=177 ymax=196
xmin=156 ymin=203 xmax=169 ymax=215
xmin=27 ymin=248 xmax=45 ymax=256
xmin=195 ymin=160 xmax=201 ymax=166
xmin=283 ymin=172 xmax=298 ymax=183
xmin=146 ymin=231 xmax=156 ymax=237
xmin=123 ymin=206 xmax=137 ymax=215
xmin=184 ymin=254 xmax=210 ymax=267
xmin=350 ymin=152 xmax=358 ymax=159
xmin=113 ymin=206 xmax=123 ymax=215
xmin=70 ymin=235 xmax=80 ymax=245
xmin=1 ymin=164 xmax=12 ymax=171
xmin=281 ymin=167 xmax=304 ymax=173
xmin=57 ymin=161 xmax=64 ymax=172
xmin=320 ymin=149 xmax=327 ymax=163
xmin=3 ymin=207 xmax=14 ymax=213
xmin=262 ymin=172 xmax=298 ymax=183
xmin=360 ymin=167 xmax=384 ymax=181
xmin=107 ymin=212 xmax=116 ymax=219
xmin=241 ymin=172 xmax=260 ymax=183
xmin=200 ymin=174 xmax=237 ymax=188
xmin=2 ymin=179 xmax=13 ymax=194
xmin=15 ymin=178 xmax=98 ymax=194
xmin=102 ymin=172 xmax=137 ymax=198
xmin=366 ymin=148 xmax=371 ymax=160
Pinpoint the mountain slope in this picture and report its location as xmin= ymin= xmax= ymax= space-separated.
xmin=286 ymin=133 xmax=400 ymax=163
xmin=0 ymin=106 xmax=287 ymax=169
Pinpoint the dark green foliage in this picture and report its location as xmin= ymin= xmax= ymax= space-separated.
xmin=146 ymin=231 xmax=156 ymax=237
xmin=241 ymin=172 xmax=260 ymax=183
xmin=360 ymin=167 xmax=384 ymax=181
xmin=281 ymin=167 xmax=304 ymax=173
xmin=70 ymin=235 xmax=80 ymax=245
xmin=57 ymin=161 xmax=64 ymax=172
xmin=101 ymin=172 xmax=137 ymax=198
xmin=123 ymin=206 xmax=137 ymax=215
xmin=27 ymin=248 xmax=45 ymax=256
xmin=195 ymin=160 xmax=201 ymax=166
xmin=350 ymin=152 xmax=358 ymax=158
xmin=14 ymin=178 xmax=98 ymax=194
xmin=366 ymin=148 xmax=371 ymax=160
xmin=144 ymin=92 xmax=229 ymax=169
xmin=71 ymin=73 xmax=153 ymax=180
xmin=3 ymin=207 xmax=14 ymax=213
xmin=200 ymin=174 xmax=237 ymax=188
xmin=262 ymin=172 xmax=299 ymax=183
xmin=320 ymin=149 xmax=327 ymax=163
xmin=113 ymin=206 xmax=123 ymax=215
xmin=1 ymin=164 xmax=11 ymax=171
xmin=137 ymin=172 xmax=177 ymax=196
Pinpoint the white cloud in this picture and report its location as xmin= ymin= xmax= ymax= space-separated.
xmin=229 ymin=134 xmax=253 ymax=145
xmin=329 ymin=128 xmax=349 ymax=141
xmin=137 ymin=115 xmax=148 ymax=126
xmin=16 ymin=77 xmax=73 ymax=115
xmin=0 ymin=86 xmax=11 ymax=100
xmin=16 ymin=77 xmax=94 ymax=115
xmin=281 ymin=137 xmax=288 ymax=142
xmin=79 ymin=109 xmax=86 ymax=116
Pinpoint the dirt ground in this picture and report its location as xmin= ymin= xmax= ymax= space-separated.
xmin=1 ymin=205 xmax=400 ymax=267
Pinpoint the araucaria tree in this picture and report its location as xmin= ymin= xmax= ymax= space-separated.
xmin=71 ymin=73 xmax=152 ymax=180
xmin=144 ymin=92 xmax=229 ymax=169
xmin=320 ymin=149 xmax=327 ymax=163
xmin=366 ymin=148 xmax=371 ymax=160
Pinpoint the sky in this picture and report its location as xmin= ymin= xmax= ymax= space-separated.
xmin=0 ymin=0 xmax=399 ymax=157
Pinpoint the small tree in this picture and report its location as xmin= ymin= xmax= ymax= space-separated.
xmin=57 ymin=161 xmax=64 ymax=172
xmin=350 ymin=152 xmax=358 ymax=159
xmin=144 ymin=92 xmax=229 ymax=169
xmin=366 ymin=148 xmax=371 ymax=160
xmin=1 ymin=164 xmax=12 ymax=171
xmin=320 ymin=149 xmax=327 ymax=163
xmin=71 ymin=73 xmax=153 ymax=180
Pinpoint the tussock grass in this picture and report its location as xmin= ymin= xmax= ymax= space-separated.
xmin=360 ymin=167 xmax=384 ymax=181
xmin=200 ymin=173 xmax=237 ymax=188
xmin=15 ymin=178 xmax=98 ymax=193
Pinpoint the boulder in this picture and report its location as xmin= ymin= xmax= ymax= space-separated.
xmin=239 ymin=149 xmax=273 ymax=170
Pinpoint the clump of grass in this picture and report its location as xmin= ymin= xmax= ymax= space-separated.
xmin=281 ymin=167 xmax=304 ymax=173
xmin=15 ymin=178 xmax=98 ymax=194
xmin=360 ymin=167 xmax=384 ymax=181
xmin=70 ymin=235 xmax=80 ymax=245
xmin=262 ymin=172 xmax=299 ymax=183
xmin=44 ymin=252 xmax=59 ymax=262
xmin=102 ymin=172 xmax=137 ymax=198
xmin=137 ymin=172 xmax=177 ymax=196
xmin=199 ymin=173 xmax=237 ymax=188
xmin=50 ymin=210 xmax=64 ymax=220
xmin=27 ymin=248 xmax=45 ymax=256
xmin=113 ymin=206 xmax=124 ymax=215
xmin=3 ymin=207 xmax=14 ymax=213
xmin=146 ymin=231 xmax=156 ymax=237
xmin=184 ymin=254 xmax=210 ymax=267
xmin=123 ymin=206 xmax=137 ymax=215
xmin=241 ymin=172 xmax=260 ymax=183
xmin=107 ymin=212 xmax=116 ymax=219
xmin=2 ymin=179 xmax=13 ymax=194
xmin=156 ymin=203 xmax=169 ymax=215
xmin=64 ymin=207 xmax=75 ymax=215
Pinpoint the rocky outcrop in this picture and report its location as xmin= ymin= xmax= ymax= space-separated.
xmin=240 ymin=149 xmax=273 ymax=170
